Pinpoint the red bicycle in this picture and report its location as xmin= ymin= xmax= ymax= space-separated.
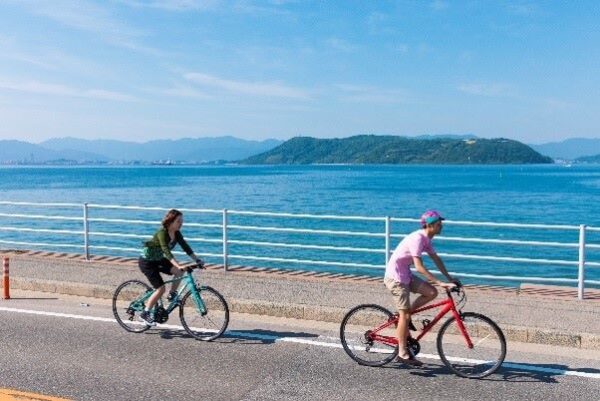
xmin=340 ymin=285 xmax=506 ymax=378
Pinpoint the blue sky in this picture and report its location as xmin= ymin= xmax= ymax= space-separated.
xmin=1 ymin=0 xmax=599 ymax=144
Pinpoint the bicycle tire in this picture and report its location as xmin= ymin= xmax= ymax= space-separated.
xmin=436 ymin=312 xmax=506 ymax=378
xmin=180 ymin=286 xmax=229 ymax=341
xmin=340 ymin=304 xmax=399 ymax=367
xmin=112 ymin=280 xmax=153 ymax=333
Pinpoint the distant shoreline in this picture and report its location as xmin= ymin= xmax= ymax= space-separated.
xmin=4 ymin=161 xmax=600 ymax=167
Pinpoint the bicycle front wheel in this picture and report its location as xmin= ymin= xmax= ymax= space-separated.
xmin=180 ymin=286 xmax=229 ymax=341
xmin=437 ymin=312 xmax=506 ymax=378
xmin=340 ymin=304 xmax=398 ymax=367
xmin=112 ymin=280 xmax=153 ymax=333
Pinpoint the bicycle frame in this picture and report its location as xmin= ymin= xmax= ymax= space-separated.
xmin=138 ymin=270 xmax=207 ymax=315
xmin=368 ymin=290 xmax=473 ymax=349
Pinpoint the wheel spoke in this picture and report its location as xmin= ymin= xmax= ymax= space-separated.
xmin=180 ymin=286 xmax=229 ymax=341
xmin=437 ymin=312 xmax=506 ymax=378
xmin=112 ymin=280 xmax=153 ymax=333
xmin=340 ymin=305 xmax=398 ymax=366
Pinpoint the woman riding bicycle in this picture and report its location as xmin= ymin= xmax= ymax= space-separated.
xmin=138 ymin=208 xmax=203 ymax=326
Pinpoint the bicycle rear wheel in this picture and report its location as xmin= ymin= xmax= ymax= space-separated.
xmin=437 ymin=312 xmax=506 ymax=378
xmin=340 ymin=304 xmax=398 ymax=367
xmin=180 ymin=286 xmax=229 ymax=341
xmin=112 ymin=280 xmax=153 ymax=333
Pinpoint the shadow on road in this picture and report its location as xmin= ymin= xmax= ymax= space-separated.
xmin=219 ymin=329 xmax=319 ymax=345
xmin=141 ymin=327 xmax=320 ymax=345
xmin=381 ymin=360 xmax=598 ymax=383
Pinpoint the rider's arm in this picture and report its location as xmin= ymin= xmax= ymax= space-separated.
xmin=414 ymin=255 xmax=455 ymax=288
xmin=175 ymin=231 xmax=203 ymax=264
xmin=412 ymin=256 xmax=442 ymax=284
xmin=429 ymin=253 xmax=455 ymax=282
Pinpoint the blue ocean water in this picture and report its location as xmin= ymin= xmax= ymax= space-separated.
xmin=0 ymin=164 xmax=599 ymax=287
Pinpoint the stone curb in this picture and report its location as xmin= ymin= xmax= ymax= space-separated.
xmin=5 ymin=276 xmax=599 ymax=350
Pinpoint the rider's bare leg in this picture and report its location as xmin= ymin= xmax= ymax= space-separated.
xmin=411 ymin=282 xmax=438 ymax=312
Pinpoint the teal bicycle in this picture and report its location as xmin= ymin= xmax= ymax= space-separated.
xmin=112 ymin=262 xmax=229 ymax=341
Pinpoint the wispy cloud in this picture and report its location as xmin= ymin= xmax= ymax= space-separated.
xmin=147 ymin=84 xmax=212 ymax=99
xmin=326 ymin=38 xmax=359 ymax=53
xmin=507 ymin=3 xmax=539 ymax=16
xmin=184 ymin=72 xmax=311 ymax=99
xmin=0 ymin=51 xmax=57 ymax=70
xmin=118 ymin=0 xmax=222 ymax=11
xmin=11 ymin=0 xmax=162 ymax=56
xmin=367 ymin=12 xmax=396 ymax=35
xmin=233 ymin=0 xmax=294 ymax=16
xmin=0 ymin=43 xmax=108 ymax=75
xmin=457 ymin=82 xmax=518 ymax=98
xmin=0 ymin=78 xmax=138 ymax=102
xmin=430 ymin=1 xmax=449 ymax=11
xmin=335 ymin=84 xmax=414 ymax=104
xmin=540 ymin=97 xmax=573 ymax=110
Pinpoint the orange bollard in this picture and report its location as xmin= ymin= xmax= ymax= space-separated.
xmin=2 ymin=257 xmax=9 ymax=300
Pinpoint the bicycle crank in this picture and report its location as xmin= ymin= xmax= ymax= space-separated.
xmin=407 ymin=337 xmax=421 ymax=356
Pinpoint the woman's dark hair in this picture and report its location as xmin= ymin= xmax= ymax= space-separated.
xmin=162 ymin=209 xmax=182 ymax=229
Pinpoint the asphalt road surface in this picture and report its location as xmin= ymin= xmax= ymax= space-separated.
xmin=1 ymin=291 xmax=599 ymax=401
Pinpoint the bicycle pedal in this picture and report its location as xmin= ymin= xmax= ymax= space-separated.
xmin=421 ymin=319 xmax=431 ymax=329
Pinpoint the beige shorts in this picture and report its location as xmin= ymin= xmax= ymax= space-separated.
xmin=384 ymin=276 xmax=427 ymax=311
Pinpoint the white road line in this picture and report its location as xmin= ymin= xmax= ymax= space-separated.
xmin=1 ymin=306 xmax=599 ymax=380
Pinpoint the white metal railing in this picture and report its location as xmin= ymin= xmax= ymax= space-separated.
xmin=0 ymin=201 xmax=598 ymax=300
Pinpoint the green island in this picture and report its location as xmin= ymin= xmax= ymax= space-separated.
xmin=241 ymin=135 xmax=554 ymax=165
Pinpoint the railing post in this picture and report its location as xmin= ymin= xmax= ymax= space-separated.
xmin=578 ymin=224 xmax=586 ymax=300
xmin=83 ymin=203 xmax=90 ymax=261
xmin=2 ymin=257 xmax=9 ymax=300
xmin=385 ymin=216 xmax=391 ymax=266
xmin=223 ymin=209 xmax=228 ymax=271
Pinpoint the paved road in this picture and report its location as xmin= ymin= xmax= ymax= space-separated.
xmin=1 ymin=291 xmax=599 ymax=401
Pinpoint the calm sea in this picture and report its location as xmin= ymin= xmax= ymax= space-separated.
xmin=0 ymin=164 xmax=599 ymax=287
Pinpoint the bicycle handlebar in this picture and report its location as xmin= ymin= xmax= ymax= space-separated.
xmin=184 ymin=260 xmax=206 ymax=272
xmin=445 ymin=282 xmax=464 ymax=297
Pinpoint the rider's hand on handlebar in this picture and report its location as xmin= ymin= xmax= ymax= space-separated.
xmin=194 ymin=258 xmax=206 ymax=269
xmin=438 ymin=282 xmax=457 ymax=289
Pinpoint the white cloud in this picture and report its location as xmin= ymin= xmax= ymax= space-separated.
xmin=430 ymin=0 xmax=449 ymax=11
xmin=184 ymin=72 xmax=311 ymax=99
xmin=11 ymin=0 xmax=162 ymax=55
xmin=84 ymin=89 xmax=138 ymax=102
xmin=0 ymin=51 xmax=57 ymax=70
xmin=148 ymin=84 xmax=213 ymax=99
xmin=326 ymin=38 xmax=358 ymax=53
xmin=233 ymin=0 xmax=293 ymax=16
xmin=335 ymin=84 xmax=413 ymax=104
xmin=457 ymin=82 xmax=518 ymax=97
xmin=0 ymin=78 xmax=138 ymax=102
xmin=367 ymin=12 xmax=396 ymax=35
xmin=118 ymin=0 xmax=221 ymax=11
xmin=540 ymin=97 xmax=573 ymax=110
xmin=507 ymin=3 xmax=539 ymax=16
xmin=395 ymin=44 xmax=409 ymax=54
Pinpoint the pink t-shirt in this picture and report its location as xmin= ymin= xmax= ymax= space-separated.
xmin=385 ymin=229 xmax=435 ymax=284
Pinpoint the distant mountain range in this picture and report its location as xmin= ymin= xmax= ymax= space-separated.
xmin=1 ymin=135 xmax=598 ymax=165
xmin=0 ymin=137 xmax=283 ymax=164
xmin=241 ymin=135 xmax=553 ymax=165
xmin=529 ymin=138 xmax=600 ymax=160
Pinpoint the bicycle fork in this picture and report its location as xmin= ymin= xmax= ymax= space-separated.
xmin=190 ymin=285 xmax=208 ymax=316
xmin=451 ymin=308 xmax=474 ymax=349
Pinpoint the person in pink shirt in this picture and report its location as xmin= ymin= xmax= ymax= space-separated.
xmin=384 ymin=210 xmax=459 ymax=366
